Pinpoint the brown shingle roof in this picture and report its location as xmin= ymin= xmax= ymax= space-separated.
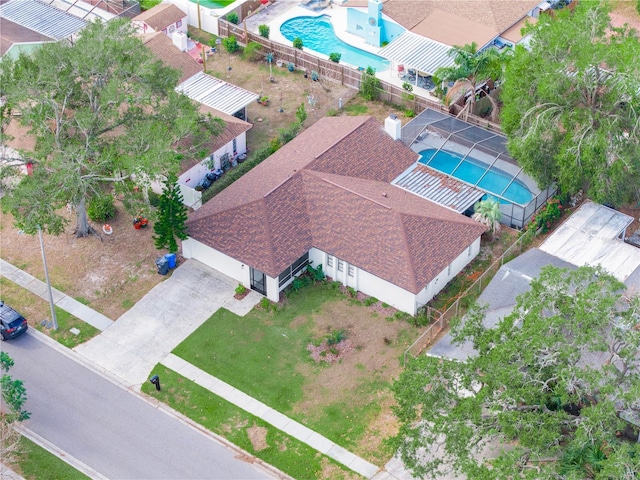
xmin=141 ymin=32 xmax=202 ymax=84
xmin=179 ymin=105 xmax=252 ymax=174
xmin=133 ymin=4 xmax=186 ymax=32
xmin=343 ymin=0 xmax=540 ymax=42
xmin=187 ymin=117 xmax=486 ymax=293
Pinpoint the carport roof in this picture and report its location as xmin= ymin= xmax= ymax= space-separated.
xmin=0 ymin=0 xmax=87 ymax=40
xmin=176 ymin=71 xmax=259 ymax=116
xmin=378 ymin=31 xmax=454 ymax=75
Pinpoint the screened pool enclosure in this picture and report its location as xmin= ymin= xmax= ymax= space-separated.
xmin=401 ymin=109 xmax=555 ymax=229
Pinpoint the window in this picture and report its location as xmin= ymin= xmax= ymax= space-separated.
xmin=232 ymin=138 xmax=237 ymax=156
xmin=447 ymin=264 xmax=452 ymax=276
xmin=337 ymin=260 xmax=344 ymax=272
xmin=168 ymin=25 xmax=175 ymax=33
xmin=348 ymin=265 xmax=355 ymax=277
xmin=176 ymin=19 xmax=182 ymax=28
xmin=278 ymin=252 xmax=309 ymax=287
xmin=468 ymin=245 xmax=472 ymax=257
xmin=327 ymin=255 xmax=334 ymax=267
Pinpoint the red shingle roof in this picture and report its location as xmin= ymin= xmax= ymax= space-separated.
xmin=133 ymin=4 xmax=186 ymax=32
xmin=141 ymin=32 xmax=202 ymax=84
xmin=343 ymin=0 xmax=540 ymax=40
xmin=186 ymin=117 xmax=486 ymax=293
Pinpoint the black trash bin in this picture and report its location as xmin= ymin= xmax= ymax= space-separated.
xmin=155 ymin=256 xmax=169 ymax=275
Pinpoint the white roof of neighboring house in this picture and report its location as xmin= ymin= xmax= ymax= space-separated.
xmin=378 ymin=31 xmax=454 ymax=75
xmin=539 ymin=201 xmax=640 ymax=283
xmin=0 ymin=0 xmax=87 ymax=40
xmin=176 ymin=71 xmax=259 ymax=116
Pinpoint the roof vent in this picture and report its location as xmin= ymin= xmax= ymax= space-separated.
xmin=382 ymin=192 xmax=388 ymax=197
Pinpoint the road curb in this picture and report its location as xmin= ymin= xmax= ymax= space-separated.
xmin=25 ymin=329 xmax=292 ymax=480
xmin=14 ymin=425 xmax=108 ymax=480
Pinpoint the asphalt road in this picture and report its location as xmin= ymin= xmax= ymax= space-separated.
xmin=2 ymin=331 xmax=272 ymax=480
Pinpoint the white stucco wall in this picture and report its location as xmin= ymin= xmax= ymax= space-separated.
xmin=182 ymin=238 xmax=249 ymax=285
xmin=166 ymin=0 xmax=239 ymax=36
xmin=178 ymin=132 xmax=247 ymax=190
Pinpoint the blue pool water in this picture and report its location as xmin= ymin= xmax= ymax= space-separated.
xmin=419 ymin=149 xmax=533 ymax=205
xmin=280 ymin=16 xmax=390 ymax=72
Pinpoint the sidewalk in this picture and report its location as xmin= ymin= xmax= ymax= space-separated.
xmin=0 ymin=259 xmax=112 ymax=331
xmin=0 ymin=258 xmax=408 ymax=479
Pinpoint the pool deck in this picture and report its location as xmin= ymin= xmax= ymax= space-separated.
xmin=244 ymin=0 xmax=439 ymax=100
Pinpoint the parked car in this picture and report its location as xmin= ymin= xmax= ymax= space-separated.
xmin=0 ymin=301 xmax=28 ymax=340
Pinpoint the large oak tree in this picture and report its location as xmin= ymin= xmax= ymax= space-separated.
xmin=1 ymin=19 xmax=222 ymax=237
xmin=393 ymin=266 xmax=640 ymax=479
xmin=501 ymin=1 xmax=640 ymax=206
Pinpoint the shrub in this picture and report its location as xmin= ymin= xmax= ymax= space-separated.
xmin=637 ymin=0 xmax=640 ymax=15
xmin=242 ymin=41 xmax=262 ymax=61
xmin=292 ymin=37 xmax=303 ymax=50
xmin=527 ymin=197 xmax=563 ymax=234
xmin=363 ymin=297 xmax=378 ymax=307
xmin=295 ymin=103 xmax=307 ymax=125
xmin=306 ymin=263 xmax=325 ymax=282
xmin=346 ymin=286 xmax=357 ymax=298
xmin=326 ymin=329 xmax=347 ymax=345
xmin=235 ymin=283 xmax=247 ymax=295
xmin=222 ymin=36 xmax=239 ymax=54
xmin=148 ymin=190 xmax=161 ymax=208
xmin=140 ymin=0 xmax=161 ymax=10
xmin=87 ymin=194 xmax=116 ymax=222
xmin=381 ymin=40 xmax=389 ymax=47
xmin=258 ymin=24 xmax=270 ymax=38
xmin=329 ymin=52 xmax=341 ymax=63
xmin=226 ymin=12 xmax=239 ymax=24
xmin=402 ymin=82 xmax=413 ymax=92
xmin=359 ymin=66 xmax=380 ymax=101
xmin=404 ymin=109 xmax=416 ymax=118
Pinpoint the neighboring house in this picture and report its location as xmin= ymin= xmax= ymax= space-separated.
xmin=133 ymin=3 xmax=187 ymax=37
xmin=141 ymin=31 xmax=257 ymax=207
xmin=177 ymin=104 xmax=251 ymax=209
xmin=0 ymin=17 xmax=55 ymax=59
xmin=141 ymin=31 xmax=202 ymax=84
xmin=429 ymin=201 xmax=640 ymax=361
xmin=0 ymin=0 xmax=88 ymax=47
xmin=183 ymin=115 xmax=487 ymax=315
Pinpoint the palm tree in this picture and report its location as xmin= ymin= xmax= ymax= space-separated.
xmin=433 ymin=42 xmax=504 ymax=121
xmin=472 ymin=197 xmax=502 ymax=238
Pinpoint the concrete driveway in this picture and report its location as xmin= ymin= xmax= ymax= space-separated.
xmin=75 ymin=260 xmax=261 ymax=388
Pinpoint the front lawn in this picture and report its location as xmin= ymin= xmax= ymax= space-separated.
xmin=173 ymin=282 xmax=421 ymax=465
xmin=142 ymin=366 xmax=363 ymax=480
xmin=14 ymin=436 xmax=89 ymax=480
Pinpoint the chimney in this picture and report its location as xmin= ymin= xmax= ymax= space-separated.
xmin=385 ymin=114 xmax=401 ymax=140
xmin=172 ymin=31 xmax=188 ymax=52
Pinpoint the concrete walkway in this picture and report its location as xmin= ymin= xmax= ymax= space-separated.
xmin=0 ymin=258 xmax=406 ymax=479
xmin=163 ymin=354 xmax=380 ymax=479
xmin=0 ymin=259 xmax=112 ymax=331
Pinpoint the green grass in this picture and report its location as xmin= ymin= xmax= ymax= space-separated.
xmin=0 ymin=278 xmax=100 ymax=348
xmin=173 ymin=282 xmax=396 ymax=462
xmin=142 ymin=365 xmax=363 ymax=480
xmin=15 ymin=436 xmax=89 ymax=480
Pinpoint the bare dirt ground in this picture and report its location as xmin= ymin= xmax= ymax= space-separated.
xmin=0 ymin=203 xmax=165 ymax=321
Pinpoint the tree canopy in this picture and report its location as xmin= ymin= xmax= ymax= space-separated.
xmin=501 ymin=1 xmax=640 ymax=206
xmin=0 ymin=19 xmax=223 ymax=237
xmin=153 ymin=173 xmax=188 ymax=253
xmin=433 ymin=42 xmax=504 ymax=122
xmin=393 ymin=265 xmax=640 ymax=479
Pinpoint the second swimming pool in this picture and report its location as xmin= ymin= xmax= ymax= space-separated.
xmin=419 ymin=149 xmax=534 ymax=205
xmin=280 ymin=15 xmax=390 ymax=72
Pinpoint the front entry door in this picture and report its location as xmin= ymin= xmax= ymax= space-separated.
xmin=250 ymin=267 xmax=266 ymax=295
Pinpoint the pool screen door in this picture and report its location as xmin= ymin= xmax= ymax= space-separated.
xmin=250 ymin=268 xmax=266 ymax=295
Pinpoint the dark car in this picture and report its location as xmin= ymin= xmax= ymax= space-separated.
xmin=0 ymin=301 xmax=28 ymax=341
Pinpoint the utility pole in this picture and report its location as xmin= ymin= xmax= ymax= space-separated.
xmin=38 ymin=226 xmax=58 ymax=330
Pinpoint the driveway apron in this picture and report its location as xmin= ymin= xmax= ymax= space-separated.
xmin=75 ymin=259 xmax=260 ymax=387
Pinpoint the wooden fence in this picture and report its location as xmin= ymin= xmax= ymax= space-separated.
xmin=218 ymin=19 xmax=503 ymax=133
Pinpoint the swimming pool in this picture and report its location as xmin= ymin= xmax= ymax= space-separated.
xmin=419 ymin=149 xmax=534 ymax=205
xmin=280 ymin=16 xmax=390 ymax=72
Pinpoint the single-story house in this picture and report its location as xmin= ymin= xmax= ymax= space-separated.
xmin=176 ymin=104 xmax=251 ymax=209
xmin=183 ymin=115 xmax=487 ymax=315
xmin=133 ymin=3 xmax=187 ymax=37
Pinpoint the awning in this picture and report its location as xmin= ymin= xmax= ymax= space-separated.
xmin=378 ymin=31 xmax=455 ymax=76
xmin=176 ymin=71 xmax=259 ymax=116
